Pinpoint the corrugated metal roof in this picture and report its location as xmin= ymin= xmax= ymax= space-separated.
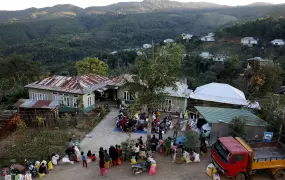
xmin=164 ymin=82 xmax=192 ymax=98
xmin=25 ymin=74 xmax=112 ymax=94
xmin=195 ymin=106 xmax=267 ymax=127
xmin=15 ymin=99 xmax=60 ymax=109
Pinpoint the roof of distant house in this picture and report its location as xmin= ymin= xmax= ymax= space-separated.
xmin=195 ymin=106 xmax=267 ymax=127
xmin=190 ymin=83 xmax=248 ymax=105
xmin=272 ymin=39 xmax=284 ymax=42
xmin=164 ymin=82 xmax=192 ymax=98
xmin=242 ymin=37 xmax=256 ymax=40
xmin=247 ymin=57 xmax=272 ymax=62
xmin=15 ymin=99 xmax=60 ymax=109
xmin=25 ymin=74 xmax=112 ymax=94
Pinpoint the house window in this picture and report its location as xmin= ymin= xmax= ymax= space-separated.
xmin=52 ymin=93 xmax=60 ymax=101
xmin=124 ymin=91 xmax=130 ymax=100
xmin=87 ymin=95 xmax=92 ymax=107
xmin=32 ymin=93 xmax=47 ymax=100
xmin=63 ymin=94 xmax=70 ymax=107
xmin=73 ymin=95 xmax=79 ymax=108
xmin=32 ymin=93 xmax=36 ymax=100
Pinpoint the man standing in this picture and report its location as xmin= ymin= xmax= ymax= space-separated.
xmin=173 ymin=122 xmax=179 ymax=138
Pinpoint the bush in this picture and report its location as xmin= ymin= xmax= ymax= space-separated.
xmin=184 ymin=130 xmax=200 ymax=151
xmin=3 ymin=130 xmax=72 ymax=163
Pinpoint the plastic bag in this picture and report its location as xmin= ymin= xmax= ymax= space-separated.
xmin=52 ymin=154 xmax=59 ymax=165
xmin=213 ymin=173 xmax=220 ymax=180
xmin=149 ymin=164 xmax=156 ymax=176
xmin=48 ymin=161 xmax=53 ymax=170
xmin=25 ymin=174 xmax=32 ymax=180
xmin=19 ymin=174 xmax=25 ymax=180
xmin=194 ymin=153 xmax=200 ymax=162
xmin=38 ymin=173 xmax=45 ymax=179
xmin=4 ymin=175 xmax=12 ymax=180
xmin=206 ymin=163 xmax=214 ymax=177
xmin=130 ymin=158 xmax=137 ymax=164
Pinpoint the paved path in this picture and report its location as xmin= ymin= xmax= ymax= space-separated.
xmin=80 ymin=108 xmax=148 ymax=155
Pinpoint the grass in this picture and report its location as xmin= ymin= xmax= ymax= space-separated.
xmin=0 ymin=130 xmax=78 ymax=168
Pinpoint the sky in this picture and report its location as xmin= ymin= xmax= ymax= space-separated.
xmin=1 ymin=0 xmax=285 ymax=11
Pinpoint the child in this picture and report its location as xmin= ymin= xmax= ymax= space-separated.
xmin=91 ymin=154 xmax=96 ymax=162
xmin=99 ymin=158 xmax=106 ymax=177
xmin=87 ymin=150 xmax=92 ymax=159
xmin=81 ymin=152 xmax=87 ymax=168
xmin=104 ymin=150 xmax=111 ymax=169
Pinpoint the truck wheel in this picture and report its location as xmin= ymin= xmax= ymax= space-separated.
xmin=274 ymin=170 xmax=285 ymax=180
xmin=235 ymin=173 xmax=246 ymax=180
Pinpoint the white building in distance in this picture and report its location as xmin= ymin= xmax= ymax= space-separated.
xmin=200 ymin=52 xmax=213 ymax=59
xmin=271 ymin=39 xmax=285 ymax=46
xmin=182 ymin=33 xmax=193 ymax=40
xmin=241 ymin=37 xmax=258 ymax=47
xmin=201 ymin=33 xmax=215 ymax=42
xmin=164 ymin=39 xmax=175 ymax=43
xmin=143 ymin=44 xmax=152 ymax=49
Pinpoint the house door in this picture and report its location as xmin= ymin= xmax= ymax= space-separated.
xmin=166 ymin=99 xmax=172 ymax=112
xmin=123 ymin=91 xmax=130 ymax=101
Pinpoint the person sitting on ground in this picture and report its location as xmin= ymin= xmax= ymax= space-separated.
xmin=151 ymin=135 xmax=158 ymax=152
xmin=87 ymin=150 xmax=92 ymax=159
xmin=134 ymin=143 xmax=140 ymax=161
xmin=189 ymin=149 xmax=195 ymax=162
xmin=91 ymin=154 xmax=96 ymax=162
xmin=139 ymin=144 xmax=146 ymax=160
xmin=39 ymin=163 xmax=48 ymax=174
xmin=138 ymin=136 xmax=143 ymax=145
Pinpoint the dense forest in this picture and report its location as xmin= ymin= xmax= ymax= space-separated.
xmin=0 ymin=1 xmax=285 ymax=75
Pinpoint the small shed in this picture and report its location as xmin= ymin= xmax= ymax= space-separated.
xmin=195 ymin=106 xmax=268 ymax=144
xmin=15 ymin=99 xmax=59 ymax=127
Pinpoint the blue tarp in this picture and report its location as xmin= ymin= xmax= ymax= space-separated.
xmin=175 ymin=136 xmax=186 ymax=144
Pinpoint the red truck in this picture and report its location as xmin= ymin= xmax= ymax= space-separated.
xmin=211 ymin=136 xmax=285 ymax=180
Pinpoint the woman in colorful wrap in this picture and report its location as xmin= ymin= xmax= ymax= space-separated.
xmin=99 ymin=157 xmax=106 ymax=177
xmin=104 ymin=149 xmax=111 ymax=169
xmin=175 ymin=147 xmax=184 ymax=164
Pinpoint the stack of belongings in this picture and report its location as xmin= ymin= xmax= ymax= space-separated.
xmin=183 ymin=150 xmax=200 ymax=163
xmin=206 ymin=163 xmax=220 ymax=180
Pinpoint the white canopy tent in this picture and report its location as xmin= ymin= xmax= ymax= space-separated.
xmin=190 ymin=83 xmax=248 ymax=106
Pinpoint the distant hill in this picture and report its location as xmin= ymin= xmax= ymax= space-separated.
xmin=0 ymin=0 xmax=285 ymax=70
xmin=0 ymin=4 xmax=85 ymax=22
xmin=86 ymin=0 xmax=227 ymax=14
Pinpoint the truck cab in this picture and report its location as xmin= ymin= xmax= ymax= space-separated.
xmin=211 ymin=137 xmax=249 ymax=179
xmin=212 ymin=137 xmax=285 ymax=180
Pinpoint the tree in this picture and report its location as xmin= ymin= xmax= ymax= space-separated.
xmin=75 ymin=57 xmax=109 ymax=76
xmin=125 ymin=44 xmax=185 ymax=140
xmin=0 ymin=54 xmax=42 ymax=104
xmin=229 ymin=117 xmax=246 ymax=138
xmin=245 ymin=63 xmax=284 ymax=99
xmin=184 ymin=130 xmax=200 ymax=151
